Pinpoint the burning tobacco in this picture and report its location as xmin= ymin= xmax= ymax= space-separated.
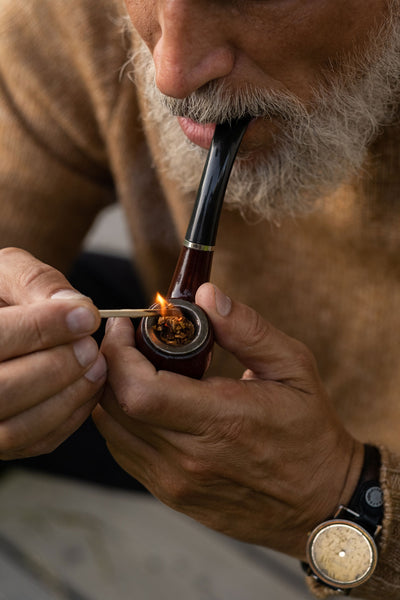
xmin=152 ymin=293 xmax=196 ymax=346
xmin=153 ymin=314 xmax=195 ymax=346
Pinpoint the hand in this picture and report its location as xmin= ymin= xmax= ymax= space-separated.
xmin=0 ymin=248 xmax=106 ymax=460
xmin=93 ymin=282 xmax=363 ymax=559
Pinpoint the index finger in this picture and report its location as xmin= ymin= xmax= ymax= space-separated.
xmin=0 ymin=300 xmax=100 ymax=361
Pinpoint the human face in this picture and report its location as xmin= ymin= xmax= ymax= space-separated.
xmin=124 ymin=0 xmax=390 ymax=151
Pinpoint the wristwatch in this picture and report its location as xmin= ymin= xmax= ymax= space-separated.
xmin=304 ymin=445 xmax=383 ymax=593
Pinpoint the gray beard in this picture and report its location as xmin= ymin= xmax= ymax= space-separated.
xmin=128 ymin=7 xmax=400 ymax=222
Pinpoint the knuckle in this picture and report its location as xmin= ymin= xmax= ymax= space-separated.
xmin=243 ymin=310 xmax=270 ymax=349
xmin=16 ymin=260 xmax=54 ymax=292
xmin=32 ymin=347 xmax=80 ymax=395
xmin=119 ymin=379 xmax=161 ymax=419
xmin=41 ymin=351 xmax=70 ymax=384
xmin=55 ymin=344 xmax=88 ymax=381
xmin=0 ymin=247 xmax=29 ymax=261
xmin=161 ymin=473 xmax=194 ymax=506
xmin=291 ymin=341 xmax=315 ymax=372
xmin=30 ymin=311 xmax=47 ymax=348
xmin=118 ymin=382 xmax=148 ymax=417
xmin=221 ymin=413 xmax=245 ymax=444
xmin=181 ymin=454 xmax=211 ymax=480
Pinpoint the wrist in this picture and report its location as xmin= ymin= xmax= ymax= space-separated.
xmin=303 ymin=444 xmax=384 ymax=593
xmin=337 ymin=439 xmax=365 ymax=509
xmin=298 ymin=437 xmax=364 ymax=560
xmin=284 ymin=437 xmax=364 ymax=561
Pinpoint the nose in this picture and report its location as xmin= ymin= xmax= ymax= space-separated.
xmin=152 ymin=1 xmax=235 ymax=98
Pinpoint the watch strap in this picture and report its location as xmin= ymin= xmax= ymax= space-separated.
xmin=338 ymin=444 xmax=383 ymax=537
xmin=303 ymin=444 xmax=383 ymax=593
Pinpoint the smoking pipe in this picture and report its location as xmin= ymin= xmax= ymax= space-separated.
xmin=136 ymin=116 xmax=251 ymax=378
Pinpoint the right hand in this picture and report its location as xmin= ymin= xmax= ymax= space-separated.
xmin=0 ymin=248 xmax=107 ymax=460
xmin=94 ymin=283 xmax=362 ymax=559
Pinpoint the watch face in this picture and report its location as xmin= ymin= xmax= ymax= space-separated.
xmin=306 ymin=520 xmax=378 ymax=589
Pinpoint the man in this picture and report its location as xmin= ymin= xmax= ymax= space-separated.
xmin=0 ymin=0 xmax=399 ymax=597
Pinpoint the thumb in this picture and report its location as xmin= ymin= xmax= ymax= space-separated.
xmin=102 ymin=315 xmax=136 ymax=351
xmin=195 ymin=283 xmax=317 ymax=384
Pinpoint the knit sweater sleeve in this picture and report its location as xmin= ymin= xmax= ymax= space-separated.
xmin=306 ymin=446 xmax=400 ymax=599
xmin=0 ymin=0 xmax=128 ymax=273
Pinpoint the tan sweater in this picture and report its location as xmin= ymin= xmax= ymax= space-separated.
xmin=1 ymin=1 xmax=400 ymax=596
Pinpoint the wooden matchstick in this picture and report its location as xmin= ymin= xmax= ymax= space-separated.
xmin=98 ymin=308 xmax=162 ymax=319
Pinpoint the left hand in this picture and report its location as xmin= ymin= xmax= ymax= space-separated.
xmin=93 ymin=283 xmax=363 ymax=560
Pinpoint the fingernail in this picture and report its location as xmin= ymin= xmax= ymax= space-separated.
xmin=66 ymin=306 xmax=97 ymax=333
xmin=73 ymin=337 xmax=99 ymax=367
xmin=84 ymin=353 xmax=107 ymax=382
xmin=214 ymin=286 xmax=232 ymax=317
xmin=51 ymin=289 xmax=89 ymax=301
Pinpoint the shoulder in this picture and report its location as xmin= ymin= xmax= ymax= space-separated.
xmin=0 ymin=0 xmax=132 ymax=113
xmin=0 ymin=0 xmax=127 ymax=47
xmin=0 ymin=0 xmax=137 ymax=161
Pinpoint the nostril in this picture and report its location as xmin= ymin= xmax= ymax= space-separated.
xmin=153 ymin=41 xmax=235 ymax=99
xmin=153 ymin=48 xmax=190 ymax=99
xmin=153 ymin=39 xmax=210 ymax=99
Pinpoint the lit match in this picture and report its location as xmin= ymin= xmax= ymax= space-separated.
xmin=98 ymin=307 xmax=180 ymax=319
xmin=99 ymin=308 xmax=162 ymax=319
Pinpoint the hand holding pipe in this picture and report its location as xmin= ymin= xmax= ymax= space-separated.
xmin=136 ymin=117 xmax=251 ymax=378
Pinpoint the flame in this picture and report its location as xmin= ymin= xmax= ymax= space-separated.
xmin=155 ymin=292 xmax=168 ymax=316
xmin=154 ymin=293 xmax=181 ymax=318
xmin=153 ymin=293 xmax=194 ymax=346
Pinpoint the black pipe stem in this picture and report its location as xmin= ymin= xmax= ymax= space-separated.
xmin=184 ymin=116 xmax=251 ymax=248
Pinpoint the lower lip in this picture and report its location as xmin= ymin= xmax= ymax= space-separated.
xmin=177 ymin=117 xmax=216 ymax=148
xmin=177 ymin=116 xmax=261 ymax=152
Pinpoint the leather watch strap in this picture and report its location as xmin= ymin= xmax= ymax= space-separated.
xmin=302 ymin=444 xmax=384 ymax=595
xmin=338 ymin=444 xmax=383 ymax=538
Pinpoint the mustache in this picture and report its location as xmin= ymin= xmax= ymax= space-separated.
xmin=158 ymin=80 xmax=309 ymax=124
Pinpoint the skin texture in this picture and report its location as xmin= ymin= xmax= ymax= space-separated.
xmin=0 ymin=248 xmax=106 ymax=459
xmin=124 ymin=0 xmax=389 ymax=152
xmin=93 ymin=283 xmax=364 ymax=560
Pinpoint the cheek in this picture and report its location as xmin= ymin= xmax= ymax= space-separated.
xmin=234 ymin=0 xmax=389 ymax=98
xmin=291 ymin=0 xmax=386 ymax=62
